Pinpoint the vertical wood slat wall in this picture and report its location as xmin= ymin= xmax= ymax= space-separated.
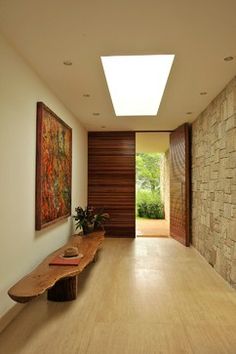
xmin=170 ymin=123 xmax=190 ymax=246
xmin=88 ymin=132 xmax=135 ymax=237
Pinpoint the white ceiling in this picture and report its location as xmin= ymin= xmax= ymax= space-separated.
xmin=136 ymin=133 xmax=170 ymax=153
xmin=0 ymin=0 xmax=236 ymax=131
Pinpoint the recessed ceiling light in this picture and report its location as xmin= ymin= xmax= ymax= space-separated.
xmin=93 ymin=112 xmax=100 ymax=116
xmin=83 ymin=94 xmax=90 ymax=98
xmin=63 ymin=60 xmax=72 ymax=66
xmin=224 ymin=56 xmax=234 ymax=62
xmin=186 ymin=112 xmax=193 ymax=115
xmin=200 ymin=91 xmax=207 ymax=95
xmin=101 ymin=54 xmax=175 ymax=116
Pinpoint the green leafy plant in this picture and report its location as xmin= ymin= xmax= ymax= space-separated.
xmin=94 ymin=208 xmax=110 ymax=230
xmin=136 ymin=153 xmax=163 ymax=192
xmin=73 ymin=206 xmax=109 ymax=234
xmin=136 ymin=190 xmax=164 ymax=219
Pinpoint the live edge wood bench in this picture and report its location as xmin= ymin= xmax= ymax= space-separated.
xmin=8 ymin=231 xmax=105 ymax=303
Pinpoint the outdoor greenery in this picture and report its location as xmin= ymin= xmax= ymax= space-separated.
xmin=137 ymin=190 xmax=164 ymax=219
xmin=136 ymin=153 xmax=164 ymax=219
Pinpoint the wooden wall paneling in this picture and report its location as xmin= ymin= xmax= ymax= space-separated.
xmin=88 ymin=132 xmax=135 ymax=237
xmin=170 ymin=123 xmax=190 ymax=246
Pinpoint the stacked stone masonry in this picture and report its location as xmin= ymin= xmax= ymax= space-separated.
xmin=192 ymin=76 xmax=236 ymax=288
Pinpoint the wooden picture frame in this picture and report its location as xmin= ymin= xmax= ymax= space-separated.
xmin=35 ymin=102 xmax=72 ymax=230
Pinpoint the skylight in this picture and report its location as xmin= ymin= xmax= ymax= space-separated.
xmin=101 ymin=55 xmax=175 ymax=116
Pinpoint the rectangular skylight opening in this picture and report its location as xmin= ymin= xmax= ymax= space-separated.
xmin=101 ymin=54 xmax=175 ymax=116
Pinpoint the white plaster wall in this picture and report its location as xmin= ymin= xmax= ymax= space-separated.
xmin=0 ymin=33 xmax=87 ymax=317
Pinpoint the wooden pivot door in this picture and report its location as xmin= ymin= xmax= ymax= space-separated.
xmin=170 ymin=123 xmax=190 ymax=246
xmin=88 ymin=132 xmax=135 ymax=237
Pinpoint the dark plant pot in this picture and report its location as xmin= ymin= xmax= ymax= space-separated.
xmin=82 ymin=223 xmax=94 ymax=235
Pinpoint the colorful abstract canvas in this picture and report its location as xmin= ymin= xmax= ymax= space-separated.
xmin=36 ymin=102 xmax=72 ymax=230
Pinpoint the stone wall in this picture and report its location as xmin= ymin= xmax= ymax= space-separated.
xmin=192 ymin=76 xmax=236 ymax=287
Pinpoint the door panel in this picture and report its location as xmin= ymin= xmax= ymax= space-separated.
xmin=88 ymin=132 xmax=135 ymax=237
xmin=170 ymin=123 xmax=190 ymax=246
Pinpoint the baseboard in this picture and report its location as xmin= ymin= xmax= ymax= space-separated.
xmin=0 ymin=303 xmax=26 ymax=334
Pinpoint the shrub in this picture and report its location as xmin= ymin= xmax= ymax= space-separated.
xmin=136 ymin=190 xmax=164 ymax=219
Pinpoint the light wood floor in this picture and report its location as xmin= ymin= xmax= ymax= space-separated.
xmin=1 ymin=237 xmax=236 ymax=354
xmin=136 ymin=218 xmax=169 ymax=237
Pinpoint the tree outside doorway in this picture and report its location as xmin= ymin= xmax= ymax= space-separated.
xmin=136 ymin=152 xmax=164 ymax=220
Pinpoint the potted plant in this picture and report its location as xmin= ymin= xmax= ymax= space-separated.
xmin=73 ymin=206 xmax=109 ymax=235
xmin=94 ymin=208 xmax=110 ymax=231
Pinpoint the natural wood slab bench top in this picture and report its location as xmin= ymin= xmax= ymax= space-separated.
xmin=8 ymin=231 xmax=105 ymax=303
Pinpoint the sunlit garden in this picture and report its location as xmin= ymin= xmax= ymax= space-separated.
xmin=136 ymin=152 xmax=165 ymax=219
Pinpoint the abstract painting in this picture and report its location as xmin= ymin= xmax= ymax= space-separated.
xmin=36 ymin=102 xmax=72 ymax=230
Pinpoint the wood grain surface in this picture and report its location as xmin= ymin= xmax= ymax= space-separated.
xmin=47 ymin=276 xmax=78 ymax=302
xmin=170 ymin=123 xmax=190 ymax=246
xmin=88 ymin=132 xmax=135 ymax=237
xmin=8 ymin=231 xmax=104 ymax=303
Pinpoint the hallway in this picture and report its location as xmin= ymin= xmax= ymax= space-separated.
xmin=1 ymin=237 xmax=236 ymax=354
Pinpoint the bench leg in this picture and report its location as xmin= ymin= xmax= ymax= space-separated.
xmin=47 ymin=276 xmax=78 ymax=302
xmin=93 ymin=251 xmax=98 ymax=263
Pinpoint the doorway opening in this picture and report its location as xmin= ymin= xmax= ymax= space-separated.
xmin=135 ymin=133 xmax=170 ymax=237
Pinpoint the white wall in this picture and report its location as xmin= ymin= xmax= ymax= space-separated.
xmin=0 ymin=33 xmax=88 ymax=317
xmin=136 ymin=133 xmax=170 ymax=153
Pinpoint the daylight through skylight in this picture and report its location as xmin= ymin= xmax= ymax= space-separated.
xmin=101 ymin=55 xmax=175 ymax=116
